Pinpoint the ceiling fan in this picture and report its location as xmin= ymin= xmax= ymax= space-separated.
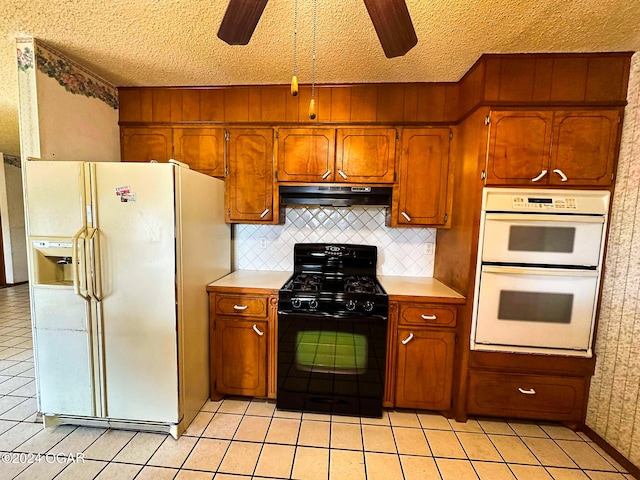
xmin=217 ymin=0 xmax=418 ymax=58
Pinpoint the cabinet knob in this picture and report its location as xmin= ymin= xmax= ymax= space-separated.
xmin=531 ymin=170 xmax=548 ymax=182
xmin=233 ymin=304 xmax=248 ymax=311
xmin=421 ymin=314 xmax=437 ymax=320
xmin=401 ymin=333 xmax=414 ymax=345
xmin=401 ymin=212 xmax=412 ymax=222
xmin=253 ymin=324 xmax=265 ymax=336
xmin=518 ymin=387 xmax=536 ymax=395
xmin=553 ymin=169 xmax=568 ymax=182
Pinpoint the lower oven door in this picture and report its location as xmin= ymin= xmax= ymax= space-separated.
xmin=472 ymin=265 xmax=599 ymax=356
xmin=277 ymin=312 xmax=387 ymax=417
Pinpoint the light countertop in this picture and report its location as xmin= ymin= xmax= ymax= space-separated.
xmin=378 ymin=275 xmax=465 ymax=302
xmin=208 ymin=270 xmax=291 ymax=290
xmin=208 ymin=270 xmax=465 ymax=302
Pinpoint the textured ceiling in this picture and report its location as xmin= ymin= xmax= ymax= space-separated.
xmin=1 ymin=0 xmax=640 ymax=155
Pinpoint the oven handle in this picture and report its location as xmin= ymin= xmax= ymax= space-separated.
xmin=482 ymin=265 xmax=599 ymax=277
xmin=484 ymin=213 xmax=604 ymax=224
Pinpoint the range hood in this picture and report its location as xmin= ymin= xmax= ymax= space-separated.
xmin=279 ymin=185 xmax=392 ymax=207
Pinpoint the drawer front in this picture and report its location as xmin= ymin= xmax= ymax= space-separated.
xmin=215 ymin=295 xmax=268 ymax=317
xmin=467 ymin=371 xmax=588 ymax=421
xmin=399 ymin=304 xmax=456 ymax=327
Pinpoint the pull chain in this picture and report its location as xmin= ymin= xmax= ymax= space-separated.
xmin=309 ymin=0 xmax=317 ymax=119
xmin=291 ymin=0 xmax=298 ymax=96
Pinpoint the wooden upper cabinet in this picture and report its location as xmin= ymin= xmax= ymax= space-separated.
xmin=550 ymin=110 xmax=619 ymax=186
xmin=120 ymin=127 xmax=173 ymax=162
xmin=336 ymin=128 xmax=397 ymax=183
xmin=276 ymin=128 xmax=335 ymax=182
xmin=485 ymin=111 xmax=553 ymax=185
xmin=225 ymin=128 xmax=277 ymax=224
xmin=485 ymin=109 xmax=620 ymax=187
xmin=173 ymin=128 xmax=225 ymax=178
xmin=391 ymin=128 xmax=451 ymax=227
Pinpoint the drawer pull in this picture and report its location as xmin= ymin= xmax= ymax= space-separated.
xmin=401 ymin=333 xmax=414 ymax=345
xmin=421 ymin=314 xmax=437 ymax=320
xmin=322 ymin=170 xmax=332 ymax=179
xmin=260 ymin=209 xmax=270 ymax=218
xmin=253 ymin=324 xmax=264 ymax=336
xmin=401 ymin=211 xmax=412 ymax=222
xmin=518 ymin=387 xmax=536 ymax=395
xmin=233 ymin=304 xmax=248 ymax=311
xmin=338 ymin=170 xmax=348 ymax=179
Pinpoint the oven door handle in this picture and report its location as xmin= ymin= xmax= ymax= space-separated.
xmin=484 ymin=213 xmax=605 ymax=224
xmin=482 ymin=265 xmax=599 ymax=276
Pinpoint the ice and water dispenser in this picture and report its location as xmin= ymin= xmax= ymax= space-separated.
xmin=31 ymin=240 xmax=76 ymax=286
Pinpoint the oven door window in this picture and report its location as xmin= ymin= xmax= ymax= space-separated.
xmin=482 ymin=214 xmax=604 ymax=267
xmin=296 ymin=331 xmax=368 ymax=374
xmin=474 ymin=266 xmax=598 ymax=352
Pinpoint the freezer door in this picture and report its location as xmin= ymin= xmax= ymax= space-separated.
xmin=91 ymin=162 xmax=179 ymax=423
xmin=24 ymin=160 xmax=87 ymax=237
xmin=31 ymin=287 xmax=95 ymax=416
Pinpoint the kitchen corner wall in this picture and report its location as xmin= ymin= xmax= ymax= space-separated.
xmin=235 ymin=207 xmax=436 ymax=276
xmin=16 ymin=38 xmax=120 ymax=162
xmin=587 ymin=52 xmax=640 ymax=467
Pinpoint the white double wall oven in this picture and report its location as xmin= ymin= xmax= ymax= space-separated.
xmin=471 ymin=188 xmax=610 ymax=357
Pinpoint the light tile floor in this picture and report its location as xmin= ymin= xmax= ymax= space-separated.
xmin=0 ymin=283 xmax=634 ymax=480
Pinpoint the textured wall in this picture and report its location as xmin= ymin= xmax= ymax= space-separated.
xmin=235 ymin=207 xmax=435 ymax=277
xmin=587 ymin=52 xmax=640 ymax=467
xmin=0 ymin=155 xmax=26 ymax=283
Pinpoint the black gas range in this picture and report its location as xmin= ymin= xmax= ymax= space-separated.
xmin=277 ymin=244 xmax=388 ymax=418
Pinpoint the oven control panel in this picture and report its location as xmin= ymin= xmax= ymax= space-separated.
xmin=512 ymin=195 xmax=578 ymax=210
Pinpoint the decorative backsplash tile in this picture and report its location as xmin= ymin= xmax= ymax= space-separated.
xmin=235 ymin=207 xmax=436 ymax=276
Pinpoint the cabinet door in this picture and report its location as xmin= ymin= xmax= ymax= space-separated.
xmin=485 ymin=111 xmax=553 ymax=185
xmin=550 ymin=110 xmax=619 ymax=187
xmin=173 ymin=128 xmax=225 ymax=177
xmin=225 ymin=128 xmax=276 ymax=223
xmin=215 ymin=318 xmax=267 ymax=397
xmin=277 ymin=128 xmax=335 ymax=182
xmin=120 ymin=127 xmax=173 ymax=162
xmin=393 ymin=128 xmax=450 ymax=226
xmin=395 ymin=329 xmax=455 ymax=410
xmin=336 ymin=128 xmax=396 ymax=183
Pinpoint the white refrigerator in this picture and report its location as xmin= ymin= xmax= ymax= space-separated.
xmin=24 ymin=160 xmax=231 ymax=438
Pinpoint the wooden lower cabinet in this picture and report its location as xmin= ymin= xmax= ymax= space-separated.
xmin=214 ymin=317 xmax=267 ymax=397
xmin=209 ymin=289 xmax=279 ymax=399
xmin=395 ymin=328 xmax=456 ymax=410
xmin=466 ymin=352 xmax=595 ymax=424
xmin=467 ymin=371 xmax=588 ymax=422
xmin=387 ymin=300 xmax=458 ymax=411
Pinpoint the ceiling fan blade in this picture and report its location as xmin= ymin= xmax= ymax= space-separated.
xmin=362 ymin=0 xmax=418 ymax=58
xmin=217 ymin=0 xmax=269 ymax=45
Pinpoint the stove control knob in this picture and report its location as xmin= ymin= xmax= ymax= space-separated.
xmin=363 ymin=301 xmax=375 ymax=312
xmin=309 ymin=299 xmax=319 ymax=310
xmin=291 ymin=298 xmax=302 ymax=309
xmin=346 ymin=300 xmax=357 ymax=311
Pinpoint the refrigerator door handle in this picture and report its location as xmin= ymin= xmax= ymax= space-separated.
xmin=72 ymin=227 xmax=89 ymax=300
xmin=87 ymin=228 xmax=103 ymax=302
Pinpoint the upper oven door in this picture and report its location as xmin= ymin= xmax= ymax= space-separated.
xmin=472 ymin=265 xmax=599 ymax=356
xmin=481 ymin=213 xmax=605 ymax=267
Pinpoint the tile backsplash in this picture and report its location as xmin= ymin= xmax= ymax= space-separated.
xmin=235 ymin=207 xmax=435 ymax=276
